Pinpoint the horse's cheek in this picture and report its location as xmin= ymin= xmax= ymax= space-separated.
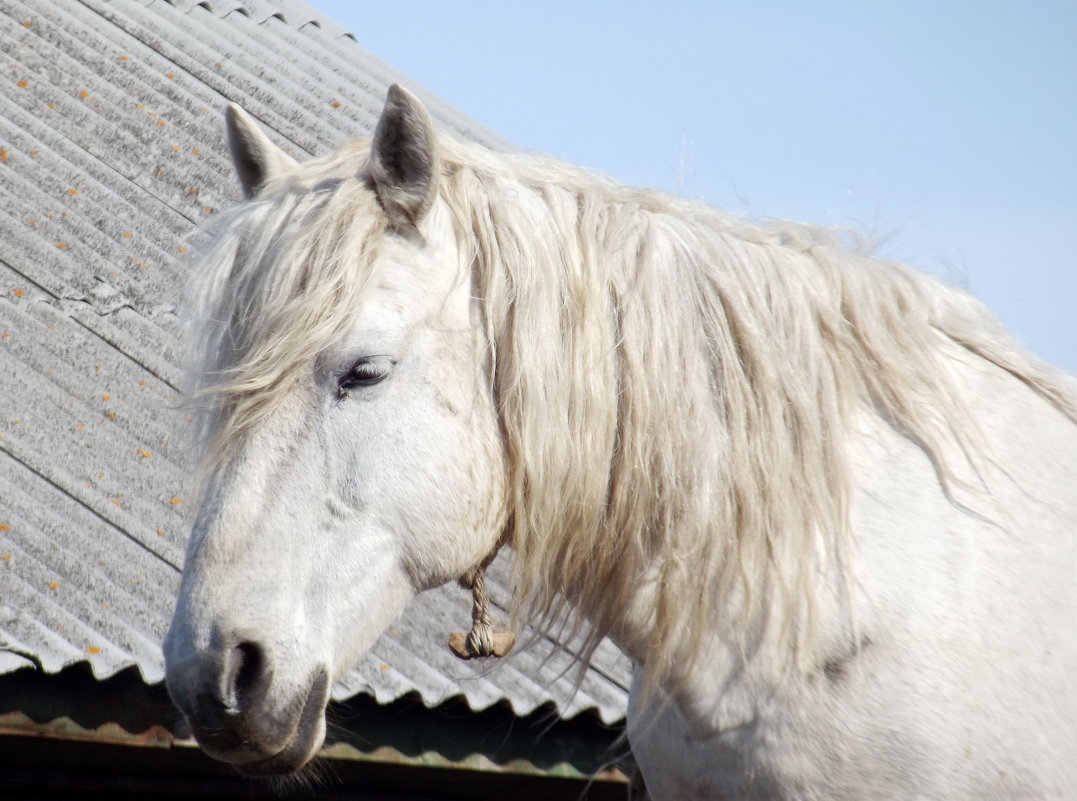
xmin=399 ymin=409 xmax=505 ymax=588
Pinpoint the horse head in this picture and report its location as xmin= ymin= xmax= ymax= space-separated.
xmin=163 ymin=86 xmax=507 ymax=775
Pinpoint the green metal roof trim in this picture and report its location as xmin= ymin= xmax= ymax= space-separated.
xmin=0 ymin=664 xmax=630 ymax=794
xmin=0 ymin=0 xmax=631 ymax=726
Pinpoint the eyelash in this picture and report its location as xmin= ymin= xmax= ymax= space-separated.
xmin=336 ymin=358 xmax=393 ymax=399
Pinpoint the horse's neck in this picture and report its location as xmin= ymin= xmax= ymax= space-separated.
xmin=610 ymin=534 xmax=856 ymax=713
xmin=625 ymin=342 xmax=1077 ymax=734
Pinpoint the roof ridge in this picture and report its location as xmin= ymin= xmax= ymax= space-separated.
xmin=158 ymin=0 xmax=356 ymax=40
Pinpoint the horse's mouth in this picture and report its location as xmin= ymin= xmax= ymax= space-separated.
xmin=234 ymin=669 xmax=330 ymax=777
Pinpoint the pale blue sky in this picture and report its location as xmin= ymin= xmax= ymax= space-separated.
xmin=316 ymin=1 xmax=1075 ymax=370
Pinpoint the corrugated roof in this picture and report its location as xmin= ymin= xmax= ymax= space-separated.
xmin=0 ymin=0 xmax=631 ymax=725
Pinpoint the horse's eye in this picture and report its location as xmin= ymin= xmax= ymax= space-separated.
xmin=337 ymin=358 xmax=393 ymax=398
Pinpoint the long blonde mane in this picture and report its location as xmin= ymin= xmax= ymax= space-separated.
xmin=190 ymin=132 xmax=1076 ymax=693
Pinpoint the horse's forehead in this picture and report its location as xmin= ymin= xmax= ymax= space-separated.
xmin=373 ymin=206 xmax=465 ymax=296
xmin=337 ymin=283 xmax=411 ymax=351
xmin=332 ymin=246 xmax=463 ymax=352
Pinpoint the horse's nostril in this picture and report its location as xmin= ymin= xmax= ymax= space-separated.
xmin=222 ymin=640 xmax=267 ymax=712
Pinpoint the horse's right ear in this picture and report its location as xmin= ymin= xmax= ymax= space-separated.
xmin=368 ymin=84 xmax=439 ymax=228
xmin=225 ymin=104 xmax=298 ymax=198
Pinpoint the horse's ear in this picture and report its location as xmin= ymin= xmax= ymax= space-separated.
xmin=369 ymin=84 xmax=439 ymax=227
xmin=225 ymin=104 xmax=298 ymax=198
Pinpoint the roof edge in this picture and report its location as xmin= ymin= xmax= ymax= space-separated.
xmin=0 ymin=664 xmax=630 ymax=778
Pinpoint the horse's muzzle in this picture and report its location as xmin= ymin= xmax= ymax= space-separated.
xmin=164 ymin=638 xmax=329 ymax=774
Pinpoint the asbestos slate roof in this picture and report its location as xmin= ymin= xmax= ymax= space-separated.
xmin=0 ymin=0 xmax=631 ymax=725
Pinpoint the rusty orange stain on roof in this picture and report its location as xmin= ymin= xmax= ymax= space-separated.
xmin=101 ymin=394 xmax=111 ymax=401
xmin=13 ymin=289 xmax=26 ymax=297
xmin=157 ymin=120 xmax=167 ymax=127
xmin=75 ymin=423 xmax=84 ymax=430
xmin=135 ymin=103 xmax=144 ymax=110
xmin=0 ymin=524 xmax=10 ymax=532
xmin=172 ymin=145 xmax=181 ymax=152
xmin=55 ymin=243 xmax=66 ymax=249
xmin=46 ymin=101 xmax=55 ymax=109
xmin=202 ymin=207 xmax=214 ymax=215
xmin=87 ymin=646 xmax=101 ymax=655
xmin=166 ymin=73 xmax=176 ymax=80
xmin=0 ymin=148 xmax=8 ymax=161
xmin=330 ymin=100 xmax=342 ymax=109
xmin=106 ymin=411 xmax=117 ymax=421
xmin=1 ymin=333 xmax=10 ymax=340
xmin=156 ymin=529 xmax=165 ymax=537
xmin=170 ymin=497 xmax=183 ymax=506
xmin=16 ymin=80 xmax=28 ymax=89
xmin=22 ymin=20 xmax=31 ymax=27
xmin=2 ymin=554 xmax=11 ymax=562
xmin=110 ymin=499 xmax=121 ymax=507
xmin=137 ymin=448 xmax=152 ymax=459
xmin=122 ymin=231 xmax=132 ymax=238
xmin=79 ymin=90 xmax=89 ymax=98
xmin=178 ymin=245 xmax=188 ymax=253
xmin=119 ymin=55 xmax=130 ymax=61
xmin=48 ymin=581 xmax=59 ymax=590
xmin=191 ymin=148 xmax=201 ymax=156
xmin=66 ymin=188 xmax=78 ymax=195
xmin=379 ymin=663 xmax=391 ymax=671
xmin=29 ymin=150 xmax=38 ymax=156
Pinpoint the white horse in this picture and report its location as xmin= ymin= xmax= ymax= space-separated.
xmin=164 ymin=85 xmax=1077 ymax=799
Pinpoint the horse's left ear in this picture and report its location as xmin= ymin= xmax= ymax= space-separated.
xmin=225 ymin=104 xmax=298 ymax=198
xmin=369 ymin=84 xmax=440 ymax=227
